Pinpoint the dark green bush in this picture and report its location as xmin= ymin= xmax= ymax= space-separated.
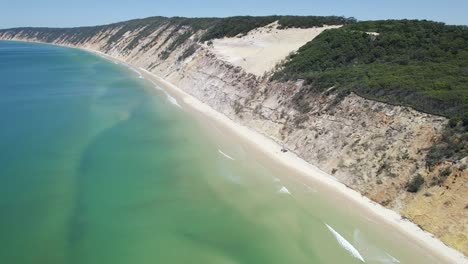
xmin=449 ymin=118 xmax=459 ymax=128
xmin=440 ymin=167 xmax=452 ymax=177
xmin=178 ymin=44 xmax=198 ymax=61
xmin=427 ymin=125 xmax=467 ymax=167
xmin=407 ymin=174 xmax=425 ymax=193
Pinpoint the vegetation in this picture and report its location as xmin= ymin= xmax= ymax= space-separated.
xmin=178 ymin=44 xmax=199 ymax=61
xmin=407 ymin=174 xmax=425 ymax=193
xmin=200 ymin=16 xmax=278 ymax=41
xmin=162 ymin=31 xmax=192 ymax=56
xmin=426 ymin=122 xmax=468 ymax=167
xmin=0 ymin=26 xmax=108 ymax=44
xmin=273 ymin=20 xmax=468 ymax=121
xmin=122 ymin=18 xmax=168 ymax=51
xmin=199 ymin=16 xmax=353 ymax=41
xmin=277 ymin=16 xmax=356 ymax=29
xmin=0 ymin=15 xmax=353 ymax=60
xmin=440 ymin=167 xmax=452 ymax=177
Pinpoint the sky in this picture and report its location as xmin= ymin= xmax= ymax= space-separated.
xmin=1 ymin=0 xmax=467 ymax=29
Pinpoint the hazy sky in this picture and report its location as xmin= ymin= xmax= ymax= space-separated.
xmin=2 ymin=0 xmax=467 ymax=29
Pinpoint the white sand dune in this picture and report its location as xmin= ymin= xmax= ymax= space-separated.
xmin=209 ymin=21 xmax=341 ymax=76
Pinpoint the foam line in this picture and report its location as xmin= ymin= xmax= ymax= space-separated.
xmin=218 ymin=149 xmax=235 ymax=160
xmin=385 ymin=252 xmax=400 ymax=263
xmin=130 ymin=67 xmax=143 ymax=78
xmin=166 ymin=93 xmax=181 ymax=108
xmin=279 ymin=186 xmax=291 ymax=194
xmin=325 ymin=224 xmax=365 ymax=262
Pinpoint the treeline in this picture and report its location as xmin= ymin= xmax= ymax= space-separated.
xmin=272 ymin=20 xmax=468 ymax=122
xmin=2 ymin=26 xmax=108 ymax=44
xmin=0 ymin=15 xmax=354 ymax=44
xmin=0 ymin=15 xmax=353 ymax=58
xmin=200 ymin=15 xmax=354 ymax=41
xmin=277 ymin=16 xmax=356 ymax=29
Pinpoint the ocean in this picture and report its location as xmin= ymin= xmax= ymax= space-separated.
xmin=0 ymin=41 xmax=442 ymax=263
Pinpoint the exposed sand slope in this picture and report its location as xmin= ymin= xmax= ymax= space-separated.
xmin=209 ymin=21 xmax=341 ymax=76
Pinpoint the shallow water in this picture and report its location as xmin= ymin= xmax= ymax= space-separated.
xmin=0 ymin=41 xmax=443 ymax=263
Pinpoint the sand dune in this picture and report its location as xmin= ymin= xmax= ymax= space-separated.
xmin=209 ymin=21 xmax=341 ymax=76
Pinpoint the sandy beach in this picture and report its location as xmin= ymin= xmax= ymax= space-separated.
xmin=16 ymin=41 xmax=464 ymax=263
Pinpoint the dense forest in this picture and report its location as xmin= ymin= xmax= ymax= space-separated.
xmin=272 ymin=20 xmax=468 ymax=123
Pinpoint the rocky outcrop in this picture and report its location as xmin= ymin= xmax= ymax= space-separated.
xmin=0 ymin=24 xmax=466 ymax=255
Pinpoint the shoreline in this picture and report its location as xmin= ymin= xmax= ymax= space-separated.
xmin=4 ymin=40 xmax=467 ymax=263
xmin=97 ymin=49 xmax=468 ymax=264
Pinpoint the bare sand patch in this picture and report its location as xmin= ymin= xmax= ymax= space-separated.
xmin=208 ymin=21 xmax=341 ymax=76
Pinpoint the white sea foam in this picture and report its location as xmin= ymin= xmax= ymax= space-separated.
xmin=305 ymin=185 xmax=318 ymax=193
xmin=384 ymin=252 xmax=401 ymax=263
xmin=218 ymin=149 xmax=235 ymax=160
xmin=144 ymin=76 xmax=179 ymax=107
xmin=273 ymin=177 xmax=281 ymax=183
xmin=166 ymin=93 xmax=181 ymax=108
xmin=353 ymin=229 xmax=400 ymax=263
xmin=279 ymin=186 xmax=291 ymax=194
xmin=130 ymin=68 xmax=143 ymax=78
xmin=325 ymin=224 xmax=365 ymax=262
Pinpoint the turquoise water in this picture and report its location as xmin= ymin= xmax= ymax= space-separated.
xmin=0 ymin=41 xmax=443 ymax=263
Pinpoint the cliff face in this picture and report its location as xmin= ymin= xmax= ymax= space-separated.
xmin=0 ymin=21 xmax=466 ymax=254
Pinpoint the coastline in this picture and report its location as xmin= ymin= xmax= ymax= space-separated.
xmin=95 ymin=49 xmax=468 ymax=264
xmin=4 ymin=40 xmax=467 ymax=263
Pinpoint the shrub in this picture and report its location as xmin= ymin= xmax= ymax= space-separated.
xmin=178 ymin=44 xmax=198 ymax=61
xmin=426 ymin=125 xmax=467 ymax=167
xmin=448 ymin=118 xmax=459 ymax=128
xmin=440 ymin=167 xmax=452 ymax=177
xmin=407 ymin=174 xmax=425 ymax=193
